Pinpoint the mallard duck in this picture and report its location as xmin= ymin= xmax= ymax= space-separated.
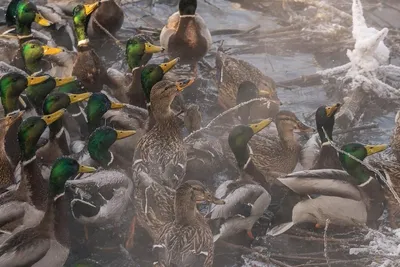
xmin=160 ymin=0 xmax=212 ymax=68
xmin=184 ymin=103 xmax=201 ymax=134
xmin=70 ymin=2 xmax=115 ymax=92
xmin=126 ymin=35 xmax=164 ymax=72
xmin=216 ymin=49 xmax=279 ymax=120
xmin=0 ymin=157 xmax=96 ymax=267
xmin=36 ymin=91 xmax=92 ymax=166
xmin=17 ymin=39 xmax=64 ymax=74
xmin=211 ymin=120 xmax=272 ymax=241
xmin=300 ymin=103 xmax=342 ymax=170
xmin=267 ymin=142 xmax=387 ymax=236
xmin=24 ymin=75 xmax=77 ymax=114
xmin=153 ymin=180 xmax=224 ymax=267
xmin=133 ymin=78 xmax=194 ymax=189
xmin=0 ymin=110 xmax=24 ymax=189
xmin=86 ymin=0 xmax=124 ymax=38
xmin=0 ymin=109 xmax=65 ymax=240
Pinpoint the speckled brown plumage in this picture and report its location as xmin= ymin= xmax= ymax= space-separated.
xmin=216 ymin=50 xmax=279 ymax=120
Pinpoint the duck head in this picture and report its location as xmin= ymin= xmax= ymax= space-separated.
xmin=85 ymin=93 xmax=125 ymax=133
xmin=141 ymin=57 xmax=179 ymax=103
xmin=25 ymin=75 xmax=77 ymax=111
xmin=236 ymin=81 xmax=272 ymax=124
xmin=275 ymin=110 xmax=314 ymax=138
xmin=150 ymin=78 xmax=194 ymax=119
xmin=7 ymin=0 xmax=52 ymax=35
xmin=72 ymin=2 xmax=101 ymax=47
xmin=49 ymin=157 xmax=95 ymax=199
xmin=0 ymin=72 xmax=49 ymax=114
xmin=56 ymin=79 xmax=87 ymax=94
xmin=339 ymin=143 xmax=388 ymax=184
xmin=21 ymin=40 xmax=64 ymax=74
xmin=18 ymin=109 xmax=65 ymax=162
xmin=88 ymin=126 xmax=136 ymax=167
xmin=179 ymin=0 xmax=197 ymax=16
xmin=228 ymin=119 xmax=272 ymax=169
xmin=315 ymin=103 xmax=341 ymax=144
xmin=126 ymin=36 xmax=164 ymax=70
xmin=0 ymin=110 xmax=25 ymax=136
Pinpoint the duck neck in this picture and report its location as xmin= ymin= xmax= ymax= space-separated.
xmin=128 ymin=66 xmax=146 ymax=108
xmin=1 ymin=96 xmax=20 ymax=115
xmin=38 ymin=191 xmax=55 ymax=233
xmin=89 ymin=148 xmax=113 ymax=168
xmin=16 ymin=20 xmax=33 ymax=36
xmin=174 ymin=189 xmax=197 ymax=225
xmin=26 ymin=80 xmax=57 ymax=110
xmin=127 ymin=56 xmax=143 ymax=72
xmin=152 ymin=99 xmax=176 ymax=125
xmin=343 ymin=161 xmax=371 ymax=185
xmin=176 ymin=16 xmax=195 ymax=38
xmin=0 ymin=127 xmax=14 ymax=187
xmin=23 ymin=58 xmax=43 ymax=75
xmin=75 ymin=23 xmax=89 ymax=48
xmin=232 ymin=143 xmax=251 ymax=170
xmin=49 ymin=121 xmax=70 ymax=155
xmin=277 ymin=123 xmax=297 ymax=149
xmin=317 ymin=123 xmax=334 ymax=145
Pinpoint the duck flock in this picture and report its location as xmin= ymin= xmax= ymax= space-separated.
xmin=0 ymin=0 xmax=399 ymax=266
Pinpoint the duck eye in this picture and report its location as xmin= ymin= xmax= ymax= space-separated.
xmin=30 ymin=45 xmax=35 ymax=49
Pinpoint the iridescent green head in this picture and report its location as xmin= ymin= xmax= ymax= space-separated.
xmin=43 ymin=92 xmax=91 ymax=115
xmin=85 ymin=93 xmax=125 ymax=133
xmin=49 ymin=157 xmax=95 ymax=197
xmin=13 ymin=1 xmax=52 ymax=35
xmin=18 ymin=110 xmax=65 ymax=161
xmin=0 ymin=73 xmax=49 ymax=114
xmin=339 ymin=143 xmax=388 ymax=184
xmin=141 ymin=57 xmax=179 ymax=102
xmin=228 ymin=119 xmax=272 ymax=168
xmin=72 ymin=2 xmax=100 ymax=44
xmin=88 ymin=126 xmax=136 ymax=167
xmin=315 ymin=103 xmax=341 ymax=143
xmin=21 ymin=40 xmax=64 ymax=74
xmin=56 ymin=79 xmax=87 ymax=94
xmin=126 ymin=36 xmax=164 ymax=70
xmin=5 ymin=0 xmax=21 ymax=26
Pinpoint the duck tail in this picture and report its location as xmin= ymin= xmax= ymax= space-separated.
xmin=267 ymin=222 xmax=295 ymax=236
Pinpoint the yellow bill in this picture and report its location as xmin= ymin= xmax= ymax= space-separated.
xmin=325 ymin=103 xmax=341 ymax=117
xmin=258 ymin=90 xmax=271 ymax=97
xmin=78 ymin=165 xmax=97 ymax=173
xmin=41 ymin=109 xmax=65 ymax=125
xmin=159 ymin=57 xmax=179 ymax=73
xmin=116 ymin=130 xmax=136 ymax=140
xmin=42 ymin=45 xmax=64 ymax=56
xmin=27 ymin=75 xmax=49 ymax=86
xmin=55 ymin=76 xmax=77 ymax=87
xmin=34 ymin=13 xmax=52 ymax=27
xmin=144 ymin=43 xmax=165 ymax=54
xmin=84 ymin=2 xmax=100 ymax=16
xmin=69 ymin=92 xmax=92 ymax=104
xmin=176 ymin=78 xmax=195 ymax=91
xmin=249 ymin=118 xmax=272 ymax=134
xmin=365 ymin=144 xmax=388 ymax=156
xmin=110 ymin=101 xmax=125 ymax=109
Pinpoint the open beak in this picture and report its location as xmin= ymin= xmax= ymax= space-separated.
xmin=365 ymin=144 xmax=388 ymax=156
xmin=41 ymin=109 xmax=65 ymax=125
xmin=42 ymin=45 xmax=64 ymax=56
xmin=176 ymin=78 xmax=195 ymax=92
xmin=55 ymin=76 xmax=77 ymax=87
xmin=325 ymin=103 xmax=341 ymax=117
xmin=116 ymin=129 xmax=136 ymax=140
xmin=78 ymin=165 xmax=97 ymax=173
xmin=69 ymin=92 xmax=92 ymax=104
xmin=34 ymin=13 xmax=52 ymax=26
xmin=159 ymin=57 xmax=179 ymax=74
xmin=110 ymin=101 xmax=125 ymax=109
xmin=27 ymin=75 xmax=49 ymax=86
xmin=84 ymin=2 xmax=100 ymax=16
xmin=249 ymin=118 xmax=272 ymax=134
xmin=144 ymin=43 xmax=165 ymax=54
xmin=5 ymin=110 xmax=25 ymax=126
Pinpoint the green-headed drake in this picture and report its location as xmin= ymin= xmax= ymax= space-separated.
xmin=36 ymin=91 xmax=92 ymax=166
xmin=301 ymin=103 xmax=342 ymax=170
xmin=126 ymin=35 xmax=164 ymax=72
xmin=0 ymin=157 xmax=95 ymax=267
xmin=71 ymin=2 xmax=115 ymax=92
xmin=268 ymin=143 xmax=388 ymax=236
xmin=160 ymin=0 xmax=212 ymax=70
xmin=0 ymin=110 xmax=24 ymax=189
xmin=211 ymin=120 xmax=272 ymax=242
xmin=66 ymin=126 xmax=135 ymax=229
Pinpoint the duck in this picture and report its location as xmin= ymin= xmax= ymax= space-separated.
xmin=160 ymin=0 xmax=212 ymax=72
xmin=211 ymin=119 xmax=272 ymax=242
xmin=0 ymin=109 xmax=65 ymax=240
xmin=153 ymin=180 xmax=225 ymax=267
xmin=216 ymin=49 xmax=279 ymax=119
xmin=133 ymin=78 xmax=194 ymax=189
xmin=125 ymin=35 xmax=164 ymax=72
xmin=0 ymin=110 xmax=24 ymax=189
xmin=267 ymin=142 xmax=388 ymax=236
xmin=86 ymin=0 xmax=124 ymax=38
xmin=0 ymin=157 xmax=96 ymax=267
xmin=70 ymin=2 xmax=116 ymax=92
xmin=24 ymin=75 xmax=77 ymax=114
xmin=36 ymin=91 xmax=92 ymax=167
xmin=300 ymin=103 xmax=342 ymax=170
